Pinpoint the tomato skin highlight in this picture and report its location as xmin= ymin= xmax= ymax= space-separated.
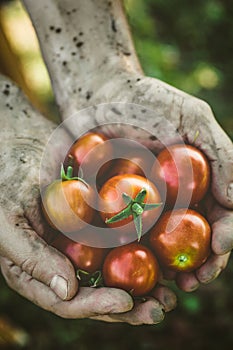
xmin=151 ymin=144 xmax=210 ymax=207
xmin=42 ymin=179 xmax=95 ymax=233
xmin=65 ymin=132 xmax=112 ymax=178
xmin=102 ymin=146 xmax=153 ymax=180
xmin=107 ymin=157 xmax=146 ymax=177
xmin=149 ymin=208 xmax=211 ymax=272
xmin=51 ymin=234 xmax=105 ymax=273
xmin=99 ymin=174 xmax=162 ymax=235
xmin=103 ymin=243 xmax=159 ymax=296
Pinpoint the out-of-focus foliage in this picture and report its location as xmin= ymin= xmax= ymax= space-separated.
xmin=0 ymin=0 xmax=59 ymax=121
xmin=0 ymin=0 xmax=233 ymax=349
xmin=1 ymin=264 xmax=233 ymax=350
xmin=125 ymin=0 xmax=233 ymax=139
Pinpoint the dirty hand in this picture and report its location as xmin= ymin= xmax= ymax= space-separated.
xmin=90 ymin=73 xmax=233 ymax=291
xmin=0 ymin=76 xmax=176 ymax=325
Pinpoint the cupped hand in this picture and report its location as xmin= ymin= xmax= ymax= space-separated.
xmin=22 ymin=0 xmax=232 ymax=298
xmin=0 ymin=76 xmax=176 ymax=325
xmin=91 ymin=73 xmax=233 ymax=291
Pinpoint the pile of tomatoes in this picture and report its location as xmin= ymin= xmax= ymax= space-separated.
xmin=42 ymin=131 xmax=211 ymax=297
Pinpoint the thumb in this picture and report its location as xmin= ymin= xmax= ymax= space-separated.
xmin=0 ymin=208 xmax=78 ymax=300
xmin=190 ymin=103 xmax=233 ymax=209
xmin=206 ymin=121 xmax=233 ymax=209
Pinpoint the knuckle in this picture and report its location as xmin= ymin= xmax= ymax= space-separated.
xmin=197 ymin=99 xmax=212 ymax=115
xmin=0 ymin=260 xmax=22 ymax=289
xmin=20 ymin=257 xmax=38 ymax=276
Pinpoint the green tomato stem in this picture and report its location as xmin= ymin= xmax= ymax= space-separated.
xmin=66 ymin=165 xmax=73 ymax=178
xmin=76 ymin=269 xmax=103 ymax=287
xmin=105 ymin=206 xmax=132 ymax=224
xmin=133 ymin=212 xmax=143 ymax=241
xmin=122 ymin=192 xmax=132 ymax=205
xmin=60 ymin=164 xmax=88 ymax=187
xmin=134 ymin=188 xmax=147 ymax=202
xmin=105 ymin=188 xmax=162 ymax=241
xmin=132 ymin=202 xmax=144 ymax=215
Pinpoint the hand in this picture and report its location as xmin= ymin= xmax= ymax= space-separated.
xmin=0 ymin=75 xmax=176 ymax=325
xmin=90 ymin=73 xmax=233 ymax=291
xmin=22 ymin=0 xmax=232 ymax=294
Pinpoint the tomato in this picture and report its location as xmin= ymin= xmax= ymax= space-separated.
xmin=51 ymin=234 xmax=105 ymax=273
xmin=102 ymin=147 xmax=153 ymax=178
xmin=151 ymin=144 xmax=210 ymax=207
xmin=42 ymin=173 xmax=95 ymax=233
xmin=149 ymin=208 xmax=211 ymax=272
xmin=103 ymin=242 xmax=159 ymax=296
xmin=98 ymin=174 xmax=162 ymax=240
xmin=64 ymin=132 xmax=112 ymax=179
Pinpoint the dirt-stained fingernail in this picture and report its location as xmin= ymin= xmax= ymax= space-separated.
xmin=197 ymin=268 xmax=221 ymax=284
xmin=50 ymin=275 xmax=68 ymax=300
xmin=151 ymin=286 xmax=177 ymax=312
xmin=151 ymin=306 xmax=165 ymax=324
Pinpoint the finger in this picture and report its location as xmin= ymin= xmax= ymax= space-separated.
xmin=183 ymin=100 xmax=233 ymax=209
xmin=161 ymin=268 xmax=177 ymax=281
xmin=91 ymin=297 xmax=165 ymax=325
xmin=195 ymin=252 xmax=230 ymax=284
xmin=176 ymin=272 xmax=200 ymax=292
xmin=0 ymin=208 xmax=78 ymax=300
xmin=150 ymin=285 xmax=177 ymax=312
xmin=0 ymin=258 xmax=133 ymax=318
xmin=96 ymin=99 xmax=182 ymax=152
xmin=206 ymin=199 xmax=233 ymax=255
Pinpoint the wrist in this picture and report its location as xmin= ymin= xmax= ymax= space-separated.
xmin=22 ymin=0 xmax=143 ymax=118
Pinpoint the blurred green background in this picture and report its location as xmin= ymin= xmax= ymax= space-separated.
xmin=0 ymin=0 xmax=232 ymax=349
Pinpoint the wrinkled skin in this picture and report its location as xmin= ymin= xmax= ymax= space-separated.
xmin=1 ymin=72 xmax=233 ymax=325
xmin=0 ymin=1 xmax=232 ymax=327
xmin=86 ymin=73 xmax=233 ymax=293
xmin=0 ymin=76 xmax=175 ymax=325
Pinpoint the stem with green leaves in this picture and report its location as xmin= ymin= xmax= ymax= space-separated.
xmin=60 ymin=164 xmax=88 ymax=187
xmin=105 ymin=188 xmax=162 ymax=241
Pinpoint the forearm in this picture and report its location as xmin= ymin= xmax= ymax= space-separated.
xmin=22 ymin=0 xmax=143 ymax=117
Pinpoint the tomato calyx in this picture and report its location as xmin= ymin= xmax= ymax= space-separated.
xmin=128 ymin=289 xmax=147 ymax=301
xmin=105 ymin=188 xmax=162 ymax=241
xmin=61 ymin=164 xmax=88 ymax=187
xmin=174 ymin=253 xmax=190 ymax=270
xmin=76 ymin=269 xmax=103 ymax=288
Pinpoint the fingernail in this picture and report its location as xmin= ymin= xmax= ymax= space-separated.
xmin=50 ymin=275 xmax=68 ymax=300
xmin=227 ymin=182 xmax=233 ymax=202
xmin=198 ymin=269 xmax=221 ymax=284
xmin=151 ymin=307 xmax=165 ymax=324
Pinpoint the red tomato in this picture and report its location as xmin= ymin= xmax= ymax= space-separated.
xmin=42 ymin=179 xmax=95 ymax=233
xmin=64 ymin=132 xmax=112 ymax=179
xmin=103 ymin=242 xmax=159 ymax=296
xmin=102 ymin=146 xmax=153 ymax=178
xmin=151 ymin=144 xmax=210 ymax=207
xmin=149 ymin=208 xmax=211 ymax=272
xmin=98 ymin=174 xmax=162 ymax=239
xmin=51 ymin=234 xmax=105 ymax=273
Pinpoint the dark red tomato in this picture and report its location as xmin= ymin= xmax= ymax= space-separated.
xmin=65 ymin=132 xmax=112 ymax=178
xmin=151 ymin=144 xmax=210 ymax=207
xmin=149 ymin=208 xmax=211 ymax=272
xmin=99 ymin=174 xmax=162 ymax=235
xmin=103 ymin=242 xmax=159 ymax=296
xmin=51 ymin=234 xmax=105 ymax=273
xmin=42 ymin=179 xmax=95 ymax=233
xmin=101 ymin=147 xmax=153 ymax=179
